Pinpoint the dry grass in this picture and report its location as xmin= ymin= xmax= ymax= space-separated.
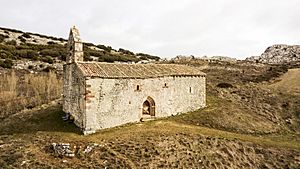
xmin=0 ymin=70 xmax=63 ymax=119
xmin=0 ymin=103 xmax=299 ymax=168
xmin=0 ymin=62 xmax=299 ymax=168
xmin=268 ymin=68 xmax=300 ymax=95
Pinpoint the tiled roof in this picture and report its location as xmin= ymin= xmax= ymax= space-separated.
xmin=76 ymin=62 xmax=205 ymax=78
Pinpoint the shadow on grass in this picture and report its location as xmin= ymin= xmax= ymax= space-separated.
xmin=0 ymin=104 xmax=81 ymax=135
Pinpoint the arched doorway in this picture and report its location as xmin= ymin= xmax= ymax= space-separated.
xmin=142 ymin=96 xmax=155 ymax=116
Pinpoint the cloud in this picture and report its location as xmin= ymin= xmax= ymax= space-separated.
xmin=0 ymin=0 xmax=299 ymax=59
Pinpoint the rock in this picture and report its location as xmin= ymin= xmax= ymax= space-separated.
xmin=83 ymin=143 xmax=98 ymax=154
xmin=52 ymin=143 xmax=75 ymax=158
xmin=246 ymin=44 xmax=300 ymax=64
xmin=50 ymin=142 xmax=100 ymax=158
xmin=285 ymin=119 xmax=292 ymax=124
xmin=21 ymin=160 xmax=28 ymax=166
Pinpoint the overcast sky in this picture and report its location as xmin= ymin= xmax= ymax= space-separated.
xmin=1 ymin=0 xmax=299 ymax=59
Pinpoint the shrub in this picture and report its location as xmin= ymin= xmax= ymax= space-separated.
xmin=5 ymin=40 xmax=17 ymax=46
xmin=0 ymin=44 xmax=16 ymax=56
xmin=42 ymin=66 xmax=55 ymax=72
xmin=118 ymin=48 xmax=134 ymax=55
xmin=47 ymin=41 xmax=56 ymax=45
xmin=216 ymin=82 xmax=233 ymax=88
xmin=40 ymin=49 xmax=60 ymax=57
xmin=41 ymin=55 xmax=54 ymax=64
xmin=18 ymin=36 xmax=26 ymax=43
xmin=3 ymin=28 xmax=22 ymax=33
xmin=0 ymin=34 xmax=9 ymax=43
xmin=59 ymin=50 xmax=67 ymax=61
xmin=96 ymin=44 xmax=112 ymax=52
xmin=17 ymin=49 xmax=39 ymax=59
xmin=137 ymin=53 xmax=160 ymax=61
xmin=22 ymin=33 xmax=31 ymax=38
xmin=87 ymin=50 xmax=105 ymax=57
xmin=58 ymin=38 xmax=66 ymax=42
xmin=84 ymin=42 xmax=95 ymax=46
xmin=0 ymin=50 xmax=14 ymax=59
xmin=139 ymin=56 xmax=148 ymax=60
xmin=16 ymin=45 xmax=30 ymax=50
xmin=84 ymin=53 xmax=93 ymax=61
xmin=0 ymin=59 xmax=13 ymax=68
xmin=27 ymin=50 xmax=39 ymax=59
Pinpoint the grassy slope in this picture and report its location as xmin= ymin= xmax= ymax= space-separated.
xmin=268 ymin=68 xmax=300 ymax=95
xmin=0 ymin=100 xmax=299 ymax=168
xmin=0 ymin=63 xmax=300 ymax=168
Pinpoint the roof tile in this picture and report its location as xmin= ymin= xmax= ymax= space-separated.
xmin=76 ymin=62 xmax=205 ymax=78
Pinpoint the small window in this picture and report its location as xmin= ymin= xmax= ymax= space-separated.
xmin=189 ymin=87 xmax=192 ymax=93
xmin=163 ymin=83 xmax=168 ymax=88
xmin=137 ymin=85 xmax=140 ymax=91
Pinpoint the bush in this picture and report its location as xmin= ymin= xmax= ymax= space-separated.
xmin=216 ymin=82 xmax=233 ymax=88
xmin=5 ymin=40 xmax=17 ymax=46
xmin=0 ymin=59 xmax=13 ymax=68
xmin=59 ymin=50 xmax=67 ymax=61
xmin=58 ymin=38 xmax=66 ymax=42
xmin=47 ymin=41 xmax=56 ymax=45
xmin=41 ymin=55 xmax=54 ymax=64
xmin=27 ymin=50 xmax=39 ymax=59
xmin=1 ymin=27 xmax=23 ymax=33
xmin=0 ymin=44 xmax=16 ymax=57
xmin=28 ymin=65 xmax=34 ymax=69
xmin=118 ymin=48 xmax=134 ymax=55
xmin=84 ymin=42 xmax=95 ymax=46
xmin=0 ymin=34 xmax=9 ymax=43
xmin=0 ymin=50 xmax=14 ymax=59
xmin=137 ymin=53 xmax=160 ymax=61
xmin=84 ymin=53 xmax=93 ymax=61
xmin=43 ymin=66 xmax=55 ymax=72
xmin=22 ymin=33 xmax=31 ymax=38
xmin=139 ymin=56 xmax=148 ymax=60
xmin=16 ymin=49 xmax=39 ymax=59
xmin=40 ymin=49 xmax=60 ymax=57
xmin=18 ymin=36 xmax=26 ymax=43
xmin=96 ymin=44 xmax=112 ymax=52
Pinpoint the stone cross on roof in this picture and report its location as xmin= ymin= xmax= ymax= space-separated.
xmin=67 ymin=26 xmax=83 ymax=63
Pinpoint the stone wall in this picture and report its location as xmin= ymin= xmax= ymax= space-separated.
xmin=83 ymin=76 xmax=206 ymax=133
xmin=63 ymin=64 xmax=86 ymax=129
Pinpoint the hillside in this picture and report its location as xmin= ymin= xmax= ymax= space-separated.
xmin=268 ymin=68 xmax=300 ymax=95
xmin=0 ymin=27 xmax=160 ymax=70
xmin=246 ymin=44 xmax=300 ymax=64
xmin=0 ymin=27 xmax=300 ymax=168
xmin=0 ymin=60 xmax=300 ymax=168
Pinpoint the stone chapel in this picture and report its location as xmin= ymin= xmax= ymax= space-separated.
xmin=63 ymin=26 xmax=206 ymax=135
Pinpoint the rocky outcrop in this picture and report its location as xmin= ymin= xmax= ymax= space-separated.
xmin=205 ymin=56 xmax=237 ymax=62
xmin=246 ymin=44 xmax=300 ymax=64
xmin=172 ymin=55 xmax=237 ymax=62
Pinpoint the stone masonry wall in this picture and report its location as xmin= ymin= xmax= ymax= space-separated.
xmin=83 ymin=76 xmax=206 ymax=133
xmin=63 ymin=64 xmax=86 ymax=129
